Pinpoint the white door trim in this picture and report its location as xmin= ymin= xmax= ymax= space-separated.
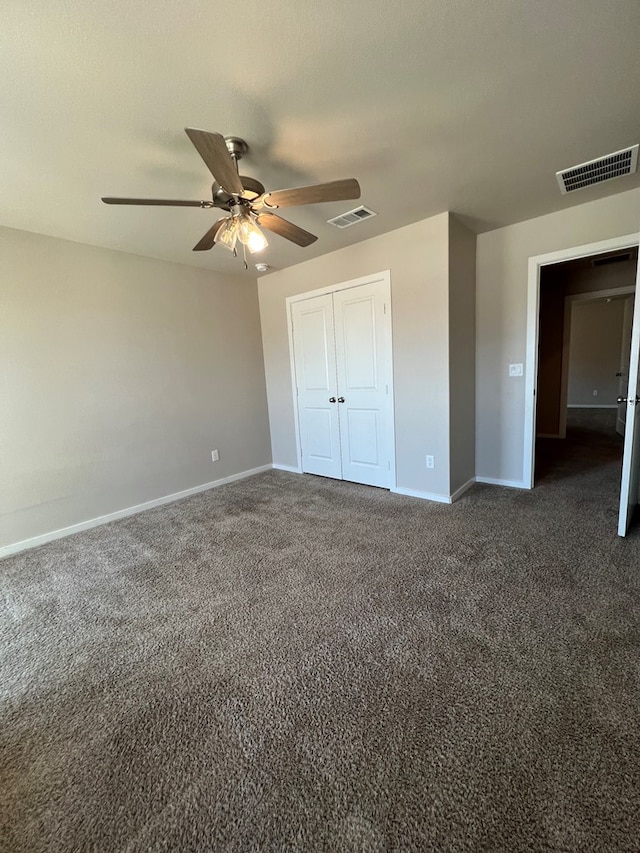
xmin=286 ymin=270 xmax=396 ymax=488
xmin=524 ymin=234 xmax=638 ymax=488
xmin=287 ymin=270 xmax=391 ymax=304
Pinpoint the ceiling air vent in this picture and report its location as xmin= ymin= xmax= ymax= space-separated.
xmin=556 ymin=145 xmax=639 ymax=194
xmin=592 ymin=252 xmax=632 ymax=268
xmin=327 ymin=205 xmax=377 ymax=228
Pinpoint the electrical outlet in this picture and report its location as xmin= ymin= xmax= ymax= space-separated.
xmin=426 ymin=455 xmax=435 ymax=469
xmin=509 ymin=363 xmax=523 ymax=377
xmin=211 ymin=450 xmax=219 ymax=462
xmin=592 ymin=389 xmax=598 ymax=397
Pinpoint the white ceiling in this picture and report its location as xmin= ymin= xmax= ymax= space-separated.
xmin=2 ymin=0 xmax=640 ymax=276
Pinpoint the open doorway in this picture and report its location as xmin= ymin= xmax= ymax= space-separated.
xmin=532 ymin=245 xmax=637 ymax=499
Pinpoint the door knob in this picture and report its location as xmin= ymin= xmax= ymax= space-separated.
xmin=329 ymin=397 xmax=336 ymax=403
xmin=618 ymin=396 xmax=640 ymax=405
xmin=337 ymin=397 xmax=345 ymax=403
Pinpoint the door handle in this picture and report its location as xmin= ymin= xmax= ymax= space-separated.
xmin=618 ymin=396 xmax=640 ymax=405
xmin=329 ymin=397 xmax=336 ymax=403
xmin=337 ymin=397 xmax=345 ymax=403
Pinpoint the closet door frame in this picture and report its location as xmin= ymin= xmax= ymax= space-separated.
xmin=286 ymin=270 xmax=396 ymax=489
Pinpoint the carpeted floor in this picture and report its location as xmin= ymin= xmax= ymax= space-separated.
xmin=1 ymin=409 xmax=639 ymax=852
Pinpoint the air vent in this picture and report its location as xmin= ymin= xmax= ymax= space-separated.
xmin=327 ymin=205 xmax=377 ymax=228
xmin=556 ymin=145 xmax=639 ymax=194
xmin=592 ymin=252 xmax=632 ymax=268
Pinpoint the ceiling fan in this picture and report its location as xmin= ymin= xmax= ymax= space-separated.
xmin=102 ymin=128 xmax=361 ymax=264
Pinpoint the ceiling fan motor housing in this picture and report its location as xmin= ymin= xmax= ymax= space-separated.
xmin=224 ymin=136 xmax=248 ymax=161
xmin=212 ymin=175 xmax=265 ymax=208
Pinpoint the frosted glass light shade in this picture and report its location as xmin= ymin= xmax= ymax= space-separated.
xmin=246 ymin=227 xmax=268 ymax=253
xmin=237 ymin=214 xmax=268 ymax=253
xmin=214 ymin=217 xmax=238 ymax=251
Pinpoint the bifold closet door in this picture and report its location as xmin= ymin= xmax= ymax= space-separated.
xmin=291 ymin=294 xmax=343 ymax=479
xmin=291 ymin=279 xmax=392 ymax=489
xmin=333 ymin=281 xmax=391 ymax=488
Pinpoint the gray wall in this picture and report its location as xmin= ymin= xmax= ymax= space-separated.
xmin=476 ymin=186 xmax=640 ymax=485
xmin=568 ymin=299 xmax=626 ymax=406
xmin=258 ymin=213 xmax=454 ymax=498
xmin=448 ymin=215 xmax=476 ymax=492
xmin=0 ymin=225 xmax=271 ymax=548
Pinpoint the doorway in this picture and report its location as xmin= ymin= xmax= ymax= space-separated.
xmin=536 ymin=278 xmax=634 ymax=485
xmin=525 ymin=236 xmax=640 ymax=535
xmin=536 ymin=256 xmax=636 ymax=442
xmin=287 ymin=271 xmax=395 ymax=489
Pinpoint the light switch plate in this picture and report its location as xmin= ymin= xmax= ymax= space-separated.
xmin=509 ymin=363 xmax=523 ymax=377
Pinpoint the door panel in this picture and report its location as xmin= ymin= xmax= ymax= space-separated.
xmin=291 ymin=296 xmax=342 ymax=479
xmin=342 ymin=298 xmax=377 ymax=388
xmin=344 ymin=409 xmax=380 ymax=466
xmin=299 ymin=310 xmax=332 ymax=389
xmin=304 ymin=408 xmax=338 ymax=461
xmin=618 ymin=258 xmax=640 ymax=536
xmin=334 ymin=281 xmax=391 ymax=488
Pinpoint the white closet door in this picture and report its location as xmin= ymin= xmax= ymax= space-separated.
xmin=333 ymin=280 xmax=391 ymax=488
xmin=291 ymin=294 xmax=342 ymax=479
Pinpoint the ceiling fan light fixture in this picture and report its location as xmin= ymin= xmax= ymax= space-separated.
xmin=214 ymin=217 xmax=238 ymax=251
xmin=236 ymin=212 xmax=268 ymax=253
xmin=246 ymin=227 xmax=268 ymax=254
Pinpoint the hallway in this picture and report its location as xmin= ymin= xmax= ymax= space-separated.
xmin=536 ymin=407 xmax=624 ymax=488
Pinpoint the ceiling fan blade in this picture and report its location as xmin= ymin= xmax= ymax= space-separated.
xmin=102 ymin=197 xmax=213 ymax=207
xmin=257 ymin=178 xmax=361 ymax=210
xmin=193 ymin=219 xmax=226 ymax=252
xmin=256 ymin=213 xmax=317 ymax=247
xmin=184 ymin=128 xmax=244 ymax=196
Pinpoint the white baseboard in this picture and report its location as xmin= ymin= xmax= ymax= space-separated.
xmin=393 ymin=477 xmax=498 ymax=504
xmin=0 ymin=464 xmax=272 ymax=561
xmin=390 ymin=486 xmax=451 ymax=504
xmin=0 ymin=466 xmax=534 ymax=559
xmin=567 ymin=404 xmax=617 ymax=409
xmin=271 ymin=463 xmax=302 ymax=474
xmin=475 ymin=476 xmax=528 ymax=489
xmin=450 ymin=478 xmax=476 ymax=502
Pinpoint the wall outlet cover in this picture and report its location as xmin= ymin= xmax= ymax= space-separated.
xmin=509 ymin=363 xmax=523 ymax=377
xmin=211 ymin=450 xmax=219 ymax=462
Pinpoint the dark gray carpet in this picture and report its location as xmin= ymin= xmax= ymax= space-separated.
xmin=2 ymin=409 xmax=640 ymax=852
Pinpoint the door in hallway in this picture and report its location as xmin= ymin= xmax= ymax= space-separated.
xmin=618 ymin=256 xmax=640 ymax=536
xmin=616 ymin=295 xmax=635 ymax=437
xmin=291 ymin=277 xmax=393 ymax=489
